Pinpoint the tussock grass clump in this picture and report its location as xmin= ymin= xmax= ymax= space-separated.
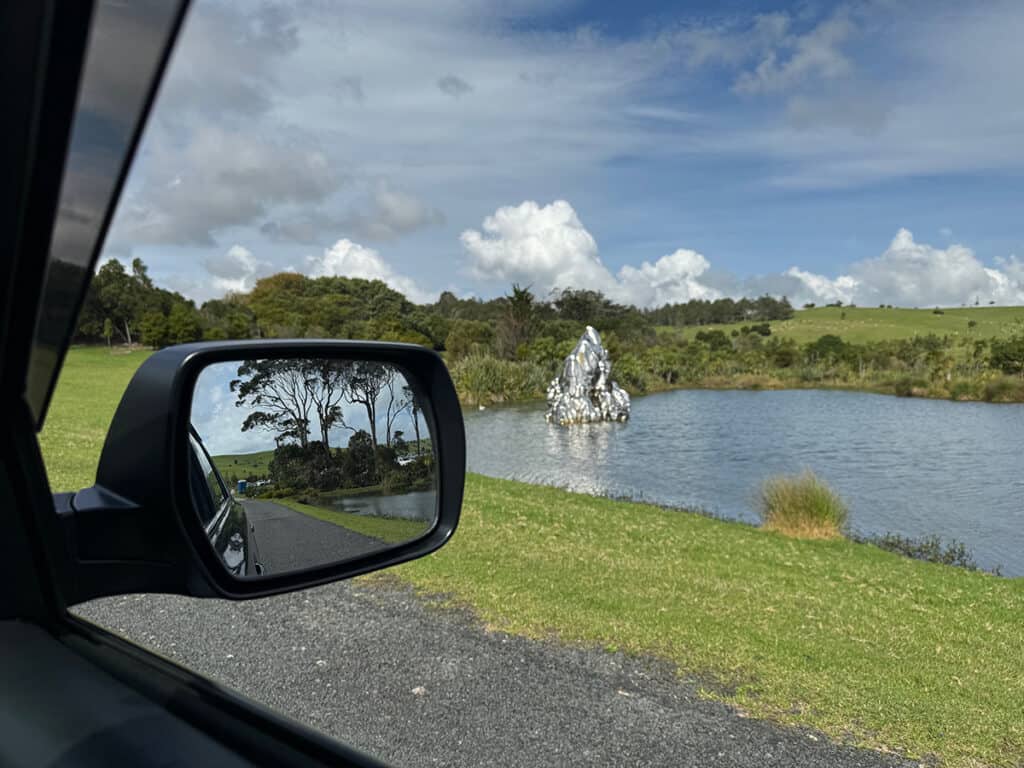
xmin=758 ymin=470 xmax=848 ymax=539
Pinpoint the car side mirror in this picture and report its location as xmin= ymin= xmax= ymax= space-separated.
xmin=56 ymin=341 xmax=464 ymax=604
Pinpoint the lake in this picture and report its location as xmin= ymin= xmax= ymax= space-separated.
xmin=463 ymin=389 xmax=1024 ymax=576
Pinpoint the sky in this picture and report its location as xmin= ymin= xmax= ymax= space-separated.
xmin=192 ymin=360 xmax=427 ymax=456
xmin=100 ymin=0 xmax=1024 ymax=309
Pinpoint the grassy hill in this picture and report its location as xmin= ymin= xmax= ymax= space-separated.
xmin=210 ymin=450 xmax=274 ymax=480
xmin=665 ymin=305 xmax=1024 ymax=344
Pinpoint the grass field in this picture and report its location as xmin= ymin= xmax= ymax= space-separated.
xmin=210 ymin=450 xmax=274 ymax=479
xmin=39 ymin=346 xmax=1024 ymax=766
xmin=665 ymin=304 xmax=1024 ymax=344
xmin=276 ymin=498 xmax=429 ymax=543
xmin=395 ymin=476 xmax=1024 ymax=767
xmin=38 ymin=346 xmax=152 ymax=492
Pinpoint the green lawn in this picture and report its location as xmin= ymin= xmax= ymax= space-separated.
xmin=664 ymin=305 xmax=1024 ymax=345
xmin=39 ymin=346 xmax=152 ymax=492
xmin=275 ymin=498 xmax=430 ymax=543
xmin=39 ymin=346 xmax=1024 ymax=766
xmin=395 ymin=475 xmax=1024 ymax=766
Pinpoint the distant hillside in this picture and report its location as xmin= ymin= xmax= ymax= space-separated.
xmin=211 ymin=450 xmax=274 ymax=480
xmin=667 ymin=305 xmax=1024 ymax=345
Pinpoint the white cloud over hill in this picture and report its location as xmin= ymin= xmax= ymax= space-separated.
xmin=305 ymin=238 xmax=436 ymax=304
xmin=195 ymin=201 xmax=1024 ymax=310
xmin=461 ymin=200 xmax=1024 ymax=308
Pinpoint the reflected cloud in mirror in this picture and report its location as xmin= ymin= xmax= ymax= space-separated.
xmin=189 ymin=358 xmax=436 ymax=578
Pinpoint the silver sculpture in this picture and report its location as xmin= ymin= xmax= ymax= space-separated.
xmin=545 ymin=326 xmax=631 ymax=425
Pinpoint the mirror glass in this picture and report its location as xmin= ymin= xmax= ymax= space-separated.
xmin=189 ymin=358 xmax=436 ymax=578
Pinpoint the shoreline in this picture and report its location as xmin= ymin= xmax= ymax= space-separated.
xmin=460 ymin=375 xmax=1024 ymax=408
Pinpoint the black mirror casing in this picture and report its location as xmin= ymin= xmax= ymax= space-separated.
xmin=59 ymin=341 xmax=465 ymax=604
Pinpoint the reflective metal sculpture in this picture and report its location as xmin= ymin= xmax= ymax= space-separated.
xmin=545 ymin=326 xmax=631 ymax=425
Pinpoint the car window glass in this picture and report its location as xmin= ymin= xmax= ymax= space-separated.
xmin=189 ymin=433 xmax=225 ymax=519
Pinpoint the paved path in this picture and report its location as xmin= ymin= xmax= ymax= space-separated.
xmin=243 ymin=499 xmax=384 ymax=574
xmin=76 ymin=581 xmax=918 ymax=768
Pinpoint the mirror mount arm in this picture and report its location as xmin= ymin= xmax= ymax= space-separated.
xmin=54 ymin=485 xmax=216 ymax=605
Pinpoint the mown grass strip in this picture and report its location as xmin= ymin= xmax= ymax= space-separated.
xmin=275 ymin=498 xmax=429 ymax=543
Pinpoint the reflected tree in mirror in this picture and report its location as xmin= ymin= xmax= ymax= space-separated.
xmin=190 ymin=358 xmax=437 ymax=579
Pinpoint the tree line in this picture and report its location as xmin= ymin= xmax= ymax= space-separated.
xmin=229 ymin=358 xmax=430 ymax=495
xmin=74 ymin=257 xmax=795 ymax=351
xmin=77 ymin=257 xmax=1024 ymax=404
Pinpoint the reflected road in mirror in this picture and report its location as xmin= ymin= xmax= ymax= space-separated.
xmin=190 ymin=357 xmax=437 ymax=578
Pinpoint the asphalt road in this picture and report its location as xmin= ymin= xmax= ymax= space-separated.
xmin=243 ymin=499 xmax=385 ymax=574
xmin=75 ymin=581 xmax=919 ymax=768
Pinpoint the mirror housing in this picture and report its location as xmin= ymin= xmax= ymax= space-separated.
xmin=56 ymin=340 xmax=464 ymax=604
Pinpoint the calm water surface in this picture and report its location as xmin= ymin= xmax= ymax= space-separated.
xmin=464 ymin=389 xmax=1024 ymax=575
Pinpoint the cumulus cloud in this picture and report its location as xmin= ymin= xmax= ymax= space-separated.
xmin=203 ymin=245 xmax=274 ymax=295
xmin=306 ymin=238 xmax=435 ymax=304
xmin=617 ymin=250 xmax=721 ymax=306
xmin=463 ymin=201 xmax=1024 ymax=308
xmin=794 ymin=228 xmax=1024 ymax=307
xmin=461 ymin=200 xmax=615 ymax=293
xmin=461 ymin=200 xmax=721 ymax=306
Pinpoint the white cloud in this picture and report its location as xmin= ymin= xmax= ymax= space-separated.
xmin=461 ymin=200 xmax=721 ymax=306
xmin=783 ymin=267 xmax=859 ymax=306
xmin=734 ymin=11 xmax=855 ymax=95
xmin=306 ymin=238 xmax=435 ymax=303
xmin=203 ymin=245 xmax=274 ymax=295
xmin=617 ymin=249 xmax=721 ymax=306
xmin=464 ymin=201 xmax=1024 ymax=308
xmin=782 ymin=229 xmax=1024 ymax=307
xmin=461 ymin=200 xmax=614 ymax=293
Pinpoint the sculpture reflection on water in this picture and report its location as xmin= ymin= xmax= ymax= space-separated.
xmin=545 ymin=326 xmax=631 ymax=426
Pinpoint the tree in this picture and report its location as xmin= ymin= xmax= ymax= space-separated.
xmin=404 ymin=384 xmax=423 ymax=456
xmin=444 ymin=319 xmax=494 ymax=361
xmin=131 ymin=257 xmax=154 ymax=290
xmin=345 ymin=361 xmax=389 ymax=446
xmin=94 ymin=259 xmax=142 ymax=344
xmin=102 ymin=318 xmax=113 ymax=348
xmin=495 ymin=284 xmax=536 ymax=359
xmin=341 ymin=430 xmax=376 ymax=487
xmin=382 ymin=372 xmax=411 ymax=448
xmin=231 ymin=360 xmax=315 ymax=448
xmin=301 ymin=359 xmax=353 ymax=454
xmin=167 ymin=303 xmax=202 ymax=344
xmin=139 ymin=311 xmax=170 ymax=348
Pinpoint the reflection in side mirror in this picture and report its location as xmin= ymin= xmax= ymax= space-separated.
xmin=190 ymin=358 xmax=437 ymax=579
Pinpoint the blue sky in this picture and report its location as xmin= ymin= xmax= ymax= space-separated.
xmin=102 ymin=0 xmax=1024 ymax=308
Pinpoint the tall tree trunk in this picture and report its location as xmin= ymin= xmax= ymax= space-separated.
xmin=320 ymin=424 xmax=331 ymax=455
xmin=366 ymin=403 xmax=377 ymax=446
xmin=123 ymin=320 xmax=133 ymax=346
xmin=413 ymin=411 xmax=421 ymax=456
